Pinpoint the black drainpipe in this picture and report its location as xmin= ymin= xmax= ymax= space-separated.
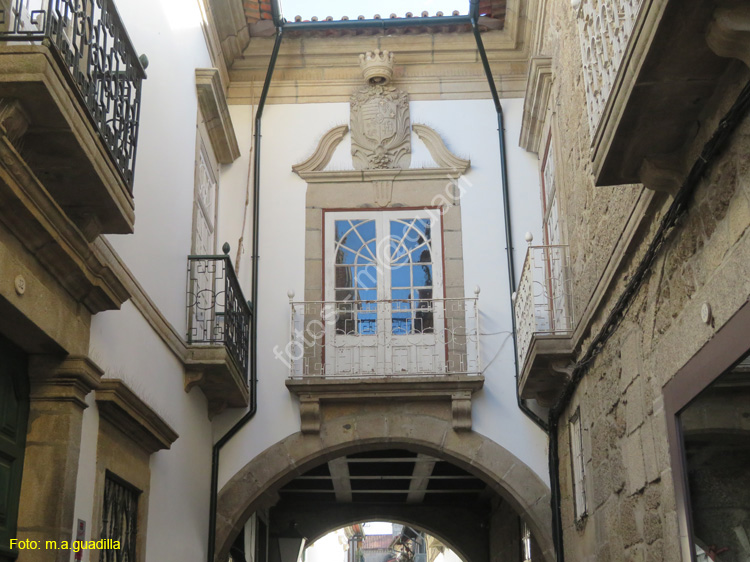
xmin=470 ymin=5 xmax=562 ymax=560
xmin=469 ymin=1 xmax=548 ymax=432
xmin=206 ymin=4 xmax=284 ymax=561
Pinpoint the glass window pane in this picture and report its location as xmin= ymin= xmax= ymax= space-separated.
xmin=357 ymin=290 xmax=377 ymax=304
xmin=335 ymin=220 xmax=377 ymax=265
xmin=412 ymin=265 xmax=433 ymax=287
xmin=335 ymin=266 xmax=354 ymax=288
xmin=355 ymin=266 xmax=378 ymax=289
xmin=680 ymin=352 xmax=750 ymax=561
xmin=391 ymin=266 xmax=411 ymax=289
xmin=391 ymin=289 xmax=412 ymax=302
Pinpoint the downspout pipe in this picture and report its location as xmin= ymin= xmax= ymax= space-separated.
xmin=206 ymin=8 xmax=284 ymax=562
xmin=470 ymin=12 xmax=562 ymax=559
xmin=469 ymin=8 xmax=548 ymax=432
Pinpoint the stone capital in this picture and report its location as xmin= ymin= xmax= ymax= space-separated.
xmin=28 ymin=355 xmax=104 ymax=409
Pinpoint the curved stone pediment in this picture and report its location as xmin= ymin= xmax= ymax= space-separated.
xmin=292 ymin=123 xmax=470 ymax=181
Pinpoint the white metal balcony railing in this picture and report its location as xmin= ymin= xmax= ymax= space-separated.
xmin=574 ymin=0 xmax=644 ymax=136
xmin=514 ymin=245 xmax=575 ymax=370
xmin=287 ymin=297 xmax=480 ymax=378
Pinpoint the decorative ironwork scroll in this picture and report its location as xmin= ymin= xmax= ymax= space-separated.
xmin=288 ymin=297 xmax=480 ymax=378
xmin=514 ymin=245 xmax=576 ymax=371
xmin=0 ymin=0 xmax=146 ymax=192
xmin=100 ymin=472 xmax=138 ymax=562
xmin=187 ymin=256 xmax=251 ymax=379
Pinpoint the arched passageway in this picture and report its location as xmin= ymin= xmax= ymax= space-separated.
xmin=216 ymin=408 xmax=553 ymax=562
xmin=305 ymin=520 xmax=469 ymax=562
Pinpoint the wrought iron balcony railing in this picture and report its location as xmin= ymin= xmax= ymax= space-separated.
xmin=514 ymin=245 xmax=575 ymax=371
xmin=0 ymin=0 xmax=145 ymax=192
xmin=187 ymin=255 xmax=251 ymax=380
xmin=574 ymin=0 xmax=643 ymax=137
xmin=287 ymin=297 xmax=480 ymax=378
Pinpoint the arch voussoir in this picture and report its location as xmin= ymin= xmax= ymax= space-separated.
xmin=216 ymin=408 xmax=553 ymax=562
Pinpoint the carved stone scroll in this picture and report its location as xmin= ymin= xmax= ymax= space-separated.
xmin=412 ymin=124 xmax=470 ymax=172
xmin=292 ymin=125 xmax=349 ymax=175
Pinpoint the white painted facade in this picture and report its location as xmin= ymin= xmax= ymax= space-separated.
xmin=50 ymin=1 xmax=548 ymax=560
xmin=215 ymin=98 xmax=549 ymax=485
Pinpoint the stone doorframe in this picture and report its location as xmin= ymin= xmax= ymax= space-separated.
xmin=215 ymin=407 xmax=555 ymax=562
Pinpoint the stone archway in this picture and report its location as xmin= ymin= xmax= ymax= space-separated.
xmin=216 ymin=407 xmax=554 ymax=562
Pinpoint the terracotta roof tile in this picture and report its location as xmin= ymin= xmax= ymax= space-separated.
xmin=362 ymin=535 xmax=395 ymax=550
xmin=245 ymin=4 xmax=506 ymax=34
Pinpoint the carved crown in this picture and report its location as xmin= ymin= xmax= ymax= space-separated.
xmin=359 ymin=49 xmax=395 ymax=85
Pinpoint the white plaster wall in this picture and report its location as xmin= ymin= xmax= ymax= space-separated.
xmin=104 ymin=0 xmax=214 ymax=336
xmin=79 ymin=0 xmax=218 ymax=559
xmin=215 ymin=98 xmax=549 ymax=487
xmin=84 ymin=301 xmax=213 ymax=562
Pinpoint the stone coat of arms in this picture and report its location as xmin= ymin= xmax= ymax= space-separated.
xmin=350 ymin=51 xmax=412 ymax=170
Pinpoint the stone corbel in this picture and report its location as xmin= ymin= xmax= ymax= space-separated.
xmin=28 ymin=355 xmax=104 ymax=410
xmin=412 ymin=124 xmax=471 ymax=172
xmin=373 ymin=180 xmax=395 ymax=206
xmin=451 ymin=391 xmax=473 ymax=431
xmin=299 ymin=396 xmax=321 ymax=434
xmin=292 ymin=125 xmax=349 ymax=176
xmin=0 ymin=98 xmax=30 ymax=146
xmin=639 ymin=154 xmax=685 ymax=197
xmin=707 ymin=1 xmax=750 ymax=68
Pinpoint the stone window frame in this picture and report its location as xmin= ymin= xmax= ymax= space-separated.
xmin=304 ymin=183 xmax=466 ymax=308
xmin=540 ymin=130 xmax=559 ymax=247
xmin=191 ymin=111 xmax=221 ymax=256
xmin=663 ymin=301 xmax=750 ymax=562
xmin=91 ymin=379 xmax=178 ymax=562
xmin=569 ymin=407 xmax=588 ymax=521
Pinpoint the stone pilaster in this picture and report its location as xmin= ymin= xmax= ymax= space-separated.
xmin=16 ymin=356 xmax=102 ymax=562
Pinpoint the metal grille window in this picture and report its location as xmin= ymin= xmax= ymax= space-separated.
xmin=569 ymin=409 xmax=587 ymax=519
xmin=100 ymin=472 xmax=139 ymax=562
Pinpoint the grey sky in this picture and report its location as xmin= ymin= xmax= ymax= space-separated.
xmin=279 ymin=0 xmax=468 ymax=20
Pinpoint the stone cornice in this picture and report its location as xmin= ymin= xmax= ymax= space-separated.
xmin=519 ymin=55 xmax=553 ymax=153
xmin=94 ymin=238 xmax=188 ymax=361
xmin=207 ymin=0 xmax=250 ymax=72
xmin=0 ymin=133 xmax=131 ymax=313
xmin=286 ymin=375 xmax=484 ymax=433
xmin=28 ymin=355 xmax=104 ymax=409
xmin=95 ymin=379 xmax=179 ymax=454
xmin=196 ymin=68 xmax=241 ymax=164
xmin=296 ymin=167 xmax=466 ymax=183
xmin=228 ymin=14 xmax=532 ymax=104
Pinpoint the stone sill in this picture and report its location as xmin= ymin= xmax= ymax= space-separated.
xmin=286 ymin=374 xmax=484 ymax=433
xmin=184 ymin=345 xmax=249 ymax=418
xmin=0 ymin=45 xmax=134 ymax=237
xmin=96 ymin=379 xmax=179 ymax=455
xmin=518 ymin=334 xmax=575 ymax=408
